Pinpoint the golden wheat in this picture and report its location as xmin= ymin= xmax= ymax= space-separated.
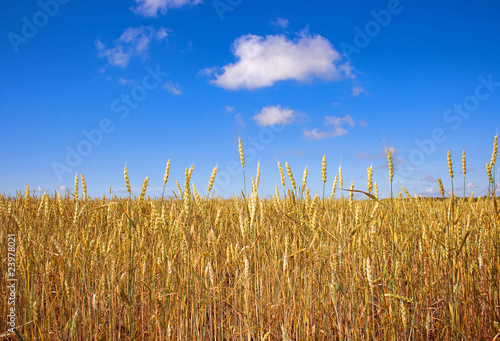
xmin=2 ymin=135 xmax=499 ymax=340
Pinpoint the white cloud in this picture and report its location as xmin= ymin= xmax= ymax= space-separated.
xmin=425 ymin=187 xmax=439 ymax=194
xmin=352 ymin=86 xmax=366 ymax=96
xmin=225 ymin=105 xmax=234 ymax=112
xmin=210 ymin=31 xmax=353 ymax=90
xmin=271 ymin=17 xmax=289 ymax=29
xmin=466 ymin=182 xmax=478 ymax=188
xmin=253 ymin=105 xmax=297 ymax=127
xmin=324 ymin=115 xmax=355 ymax=127
xmin=97 ymin=26 xmax=168 ymax=68
xmin=163 ymin=82 xmax=182 ymax=95
xmin=156 ymin=27 xmax=169 ymax=39
xmin=131 ymin=0 xmax=202 ymax=17
xmin=304 ymin=114 xmax=364 ymax=140
xmin=304 ymin=126 xmax=349 ymax=140
xmin=199 ymin=67 xmax=217 ymax=77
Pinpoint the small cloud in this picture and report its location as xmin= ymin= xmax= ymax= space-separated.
xmin=271 ymin=17 xmax=289 ymax=29
xmin=118 ymin=78 xmax=135 ymax=85
xmin=425 ymin=187 xmax=439 ymax=194
xmin=163 ymin=82 xmax=182 ymax=95
xmin=324 ymin=115 xmax=355 ymax=127
xmin=156 ymin=27 xmax=169 ymax=39
xmin=209 ymin=30 xmax=353 ymax=90
xmin=97 ymin=26 xmax=168 ymax=68
xmin=466 ymin=182 xmax=478 ymax=188
xmin=352 ymin=86 xmax=366 ymax=96
xmin=34 ymin=185 xmax=48 ymax=194
xmin=131 ymin=0 xmax=202 ymax=17
xmin=253 ymin=105 xmax=298 ymax=127
xmin=198 ymin=67 xmax=217 ymax=77
xmin=304 ymin=114 xmax=365 ymax=141
xmin=421 ymin=174 xmax=436 ymax=183
xmin=58 ymin=185 xmax=67 ymax=192
xmin=225 ymin=105 xmax=234 ymax=113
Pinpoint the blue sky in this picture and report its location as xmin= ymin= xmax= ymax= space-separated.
xmin=1 ymin=0 xmax=500 ymax=198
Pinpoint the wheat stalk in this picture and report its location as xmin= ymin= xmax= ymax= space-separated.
xmin=74 ymin=173 xmax=79 ymax=200
xmin=301 ymin=166 xmax=308 ymax=195
xmin=139 ymin=176 xmax=149 ymax=202
xmin=285 ymin=162 xmax=296 ymax=192
xmin=447 ymin=150 xmax=454 ymax=197
xmin=331 ymin=175 xmax=338 ymax=199
xmin=208 ymin=165 xmax=218 ymax=194
xmin=238 ymin=137 xmax=246 ymax=197
xmin=367 ymin=165 xmax=373 ymax=194
xmin=491 ymin=134 xmax=498 ymax=167
xmin=437 ymin=177 xmax=445 ymax=198
xmin=81 ymin=174 xmax=87 ymax=201
xmin=322 ymin=155 xmax=327 ymax=199
xmin=124 ymin=166 xmax=131 ymax=197
xmin=339 ymin=166 xmax=343 ymax=198
xmin=462 ymin=150 xmax=466 ymax=198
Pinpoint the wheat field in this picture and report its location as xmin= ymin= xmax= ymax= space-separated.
xmin=1 ymin=136 xmax=499 ymax=340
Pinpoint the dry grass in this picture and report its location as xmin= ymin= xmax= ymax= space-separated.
xmin=1 ymin=137 xmax=499 ymax=340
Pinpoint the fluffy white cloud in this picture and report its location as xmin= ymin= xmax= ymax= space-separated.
xmin=210 ymin=31 xmax=353 ymax=90
xmin=97 ymin=26 xmax=168 ymax=68
xmin=425 ymin=187 xmax=439 ymax=194
xmin=271 ymin=17 xmax=289 ymax=29
xmin=131 ymin=0 xmax=202 ymax=17
xmin=466 ymin=182 xmax=478 ymax=188
xmin=253 ymin=105 xmax=297 ymax=127
xmin=304 ymin=114 xmax=364 ymax=140
xmin=163 ymin=82 xmax=182 ymax=95
xmin=352 ymin=86 xmax=366 ymax=96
